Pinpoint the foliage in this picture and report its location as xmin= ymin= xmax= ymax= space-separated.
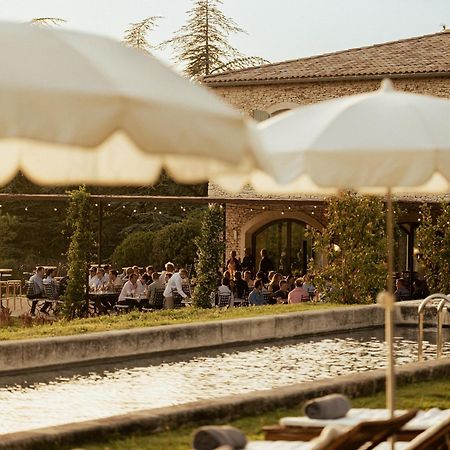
xmin=416 ymin=202 xmax=450 ymax=293
xmin=124 ymin=16 xmax=163 ymax=52
xmin=308 ymin=192 xmax=387 ymax=304
xmin=30 ymin=17 xmax=66 ymax=27
xmin=111 ymin=231 xmax=154 ymax=269
xmin=0 ymin=303 xmax=345 ymax=341
xmin=161 ymin=0 xmax=268 ymax=78
xmin=0 ymin=213 xmax=19 ymax=258
xmin=0 ymin=173 xmax=207 ymax=266
xmin=63 ymin=187 xmax=95 ymax=319
xmin=111 ymin=211 xmax=202 ymax=270
xmin=151 ymin=211 xmax=202 ymax=269
xmin=193 ymin=204 xmax=224 ymax=307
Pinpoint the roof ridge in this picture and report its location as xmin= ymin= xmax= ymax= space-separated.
xmin=203 ymin=30 xmax=448 ymax=81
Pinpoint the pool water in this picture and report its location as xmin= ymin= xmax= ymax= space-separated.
xmin=0 ymin=327 xmax=448 ymax=435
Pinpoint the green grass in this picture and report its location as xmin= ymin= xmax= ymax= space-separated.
xmin=72 ymin=378 xmax=450 ymax=450
xmin=0 ymin=303 xmax=349 ymax=341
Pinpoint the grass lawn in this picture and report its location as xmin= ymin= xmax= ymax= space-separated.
xmin=0 ymin=303 xmax=349 ymax=341
xmin=71 ymin=377 xmax=450 ymax=450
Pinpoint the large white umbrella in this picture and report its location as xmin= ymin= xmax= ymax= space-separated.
xmin=248 ymin=80 xmax=450 ymax=421
xmin=0 ymin=22 xmax=257 ymax=186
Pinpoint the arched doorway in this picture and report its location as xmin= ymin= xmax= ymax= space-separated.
xmin=252 ymin=219 xmax=312 ymax=275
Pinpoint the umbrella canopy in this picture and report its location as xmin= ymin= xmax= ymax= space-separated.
xmin=254 ymin=79 xmax=450 ymax=193
xmin=0 ymin=22 xmax=257 ymax=186
xmin=248 ymin=80 xmax=450 ymax=422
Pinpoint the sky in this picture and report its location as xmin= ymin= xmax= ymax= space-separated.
xmin=0 ymin=0 xmax=449 ymax=67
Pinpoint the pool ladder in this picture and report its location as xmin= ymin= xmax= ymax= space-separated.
xmin=417 ymin=294 xmax=450 ymax=361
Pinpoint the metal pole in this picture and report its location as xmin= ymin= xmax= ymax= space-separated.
xmin=386 ymin=189 xmax=396 ymax=419
xmin=97 ymin=200 xmax=103 ymax=266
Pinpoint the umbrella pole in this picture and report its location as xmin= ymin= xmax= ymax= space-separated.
xmin=386 ymin=188 xmax=396 ymax=419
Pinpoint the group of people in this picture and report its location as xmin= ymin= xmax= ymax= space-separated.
xmin=27 ymin=266 xmax=63 ymax=316
xmin=89 ymin=263 xmax=190 ymax=310
xmin=218 ymin=250 xmax=316 ymax=307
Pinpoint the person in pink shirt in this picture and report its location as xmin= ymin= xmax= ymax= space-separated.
xmin=288 ymin=278 xmax=310 ymax=303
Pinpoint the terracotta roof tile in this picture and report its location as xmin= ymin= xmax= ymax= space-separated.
xmin=203 ymin=31 xmax=450 ymax=85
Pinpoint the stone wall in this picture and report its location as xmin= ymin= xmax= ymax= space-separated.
xmin=209 ymin=77 xmax=450 ymax=116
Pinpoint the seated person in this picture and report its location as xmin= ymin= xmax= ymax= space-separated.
xmin=243 ymin=270 xmax=254 ymax=289
xmin=412 ymin=279 xmax=429 ymax=300
xmin=288 ymin=278 xmax=310 ymax=303
xmin=118 ymin=273 xmax=144 ymax=309
xmin=44 ymin=268 xmax=60 ymax=300
xmin=248 ymin=280 xmax=266 ymax=306
xmin=28 ymin=266 xmax=51 ymax=315
xmin=147 ymin=272 xmax=165 ymax=305
xmin=394 ymin=278 xmax=411 ymax=301
xmin=302 ymin=275 xmax=316 ymax=301
xmin=218 ymin=277 xmax=234 ymax=305
xmin=273 ymin=280 xmax=290 ymax=304
xmin=89 ymin=267 xmax=108 ymax=291
xmin=233 ymin=271 xmax=248 ymax=300
xmin=107 ymin=270 xmax=123 ymax=292
xmin=88 ymin=266 xmax=97 ymax=285
xmin=268 ymin=273 xmax=282 ymax=293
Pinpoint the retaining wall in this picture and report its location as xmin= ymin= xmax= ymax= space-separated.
xmin=0 ymin=305 xmax=384 ymax=374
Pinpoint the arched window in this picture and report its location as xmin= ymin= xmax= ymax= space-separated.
xmin=252 ymin=219 xmax=312 ymax=275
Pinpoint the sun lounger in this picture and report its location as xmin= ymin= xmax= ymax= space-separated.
xmin=249 ymin=414 xmax=450 ymax=450
xmin=194 ymin=410 xmax=417 ymax=450
xmin=263 ymin=408 xmax=450 ymax=442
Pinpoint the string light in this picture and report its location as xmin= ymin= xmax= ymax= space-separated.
xmin=24 ymin=207 xmax=28 ymax=211
xmin=122 ymin=205 xmax=126 ymax=209
xmin=94 ymin=203 xmax=98 ymax=207
xmin=54 ymin=208 xmax=58 ymax=211
xmin=159 ymin=211 xmax=162 ymax=215
xmin=133 ymin=209 xmax=137 ymax=213
xmin=107 ymin=203 xmax=111 ymax=207
xmin=281 ymin=211 xmax=285 ymax=215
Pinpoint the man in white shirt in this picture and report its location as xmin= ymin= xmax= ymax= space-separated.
xmin=163 ymin=268 xmax=188 ymax=309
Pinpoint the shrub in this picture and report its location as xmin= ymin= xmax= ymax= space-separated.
xmin=308 ymin=192 xmax=386 ymax=304
xmin=111 ymin=231 xmax=154 ymax=269
xmin=151 ymin=212 xmax=202 ymax=269
xmin=416 ymin=203 xmax=450 ymax=294
xmin=193 ymin=204 xmax=224 ymax=308
xmin=63 ymin=186 xmax=95 ymax=319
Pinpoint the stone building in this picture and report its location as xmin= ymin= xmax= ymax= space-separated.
xmin=204 ymin=31 xmax=450 ymax=274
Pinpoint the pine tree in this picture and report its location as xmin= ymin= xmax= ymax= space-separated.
xmin=161 ymin=0 xmax=268 ymax=78
xmin=30 ymin=18 xmax=66 ymax=27
xmin=416 ymin=202 xmax=450 ymax=293
xmin=193 ymin=204 xmax=224 ymax=307
xmin=124 ymin=16 xmax=162 ymax=52
xmin=308 ymin=192 xmax=387 ymax=304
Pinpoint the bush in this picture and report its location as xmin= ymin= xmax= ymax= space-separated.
xmin=111 ymin=231 xmax=154 ymax=269
xmin=416 ymin=203 xmax=450 ymax=294
xmin=151 ymin=212 xmax=202 ymax=269
xmin=308 ymin=192 xmax=386 ymax=304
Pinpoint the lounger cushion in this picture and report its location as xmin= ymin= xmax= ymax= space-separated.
xmin=304 ymin=394 xmax=351 ymax=419
xmin=193 ymin=425 xmax=247 ymax=450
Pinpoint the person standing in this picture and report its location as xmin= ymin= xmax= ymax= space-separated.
xmin=163 ymin=268 xmax=188 ymax=309
xmin=259 ymin=248 xmax=274 ymax=275
xmin=241 ymin=248 xmax=255 ymax=274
